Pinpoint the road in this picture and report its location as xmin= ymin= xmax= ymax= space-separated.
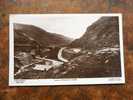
xmin=57 ymin=47 xmax=69 ymax=62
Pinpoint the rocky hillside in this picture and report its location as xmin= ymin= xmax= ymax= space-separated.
xmin=70 ymin=17 xmax=119 ymax=50
xmin=14 ymin=23 xmax=73 ymax=47
xmin=47 ymin=49 xmax=121 ymax=78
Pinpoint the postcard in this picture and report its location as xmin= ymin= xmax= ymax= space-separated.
xmin=9 ymin=14 xmax=125 ymax=86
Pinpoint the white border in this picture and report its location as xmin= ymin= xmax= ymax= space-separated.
xmin=9 ymin=14 xmax=125 ymax=86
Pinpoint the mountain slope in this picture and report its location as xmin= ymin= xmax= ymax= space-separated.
xmin=14 ymin=23 xmax=73 ymax=47
xmin=70 ymin=17 xmax=119 ymax=50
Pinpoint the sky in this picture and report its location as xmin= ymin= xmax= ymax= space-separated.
xmin=10 ymin=14 xmax=101 ymax=39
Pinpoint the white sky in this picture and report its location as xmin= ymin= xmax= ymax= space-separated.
xmin=10 ymin=14 xmax=102 ymax=39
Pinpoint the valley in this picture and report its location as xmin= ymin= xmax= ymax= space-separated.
xmin=14 ymin=16 xmax=121 ymax=79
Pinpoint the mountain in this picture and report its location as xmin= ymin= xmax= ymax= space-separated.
xmin=14 ymin=23 xmax=73 ymax=47
xmin=49 ymin=16 xmax=121 ymax=78
xmin=70 ymin=17 xmax=119 ymax=50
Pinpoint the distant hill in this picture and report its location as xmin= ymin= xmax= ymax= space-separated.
xmin=14 ymin=23 xmax=73 ymax=47
xmin=70 ymin=17 xmax=119 ymax=50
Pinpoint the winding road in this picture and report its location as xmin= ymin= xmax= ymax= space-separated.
xmin=57 ymin=47 xmax=69 ymax=62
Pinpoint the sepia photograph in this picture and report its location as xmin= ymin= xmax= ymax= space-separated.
xmin=9 ymin=14 xmax=125 ymax=86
